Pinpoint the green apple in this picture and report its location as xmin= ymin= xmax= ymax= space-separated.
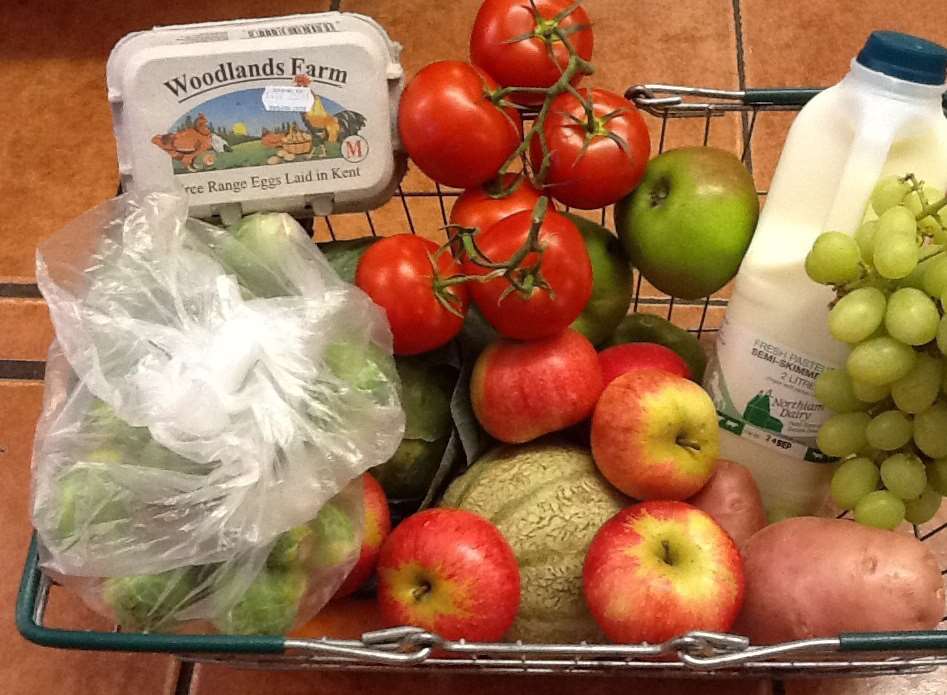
xmin=564 ymin=213 xmax=634 ymax=346
xmin=615 ymin=147 xmax=759 ymax=299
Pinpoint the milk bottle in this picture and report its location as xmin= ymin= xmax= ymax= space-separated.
xmin=703 ymin=31 xmax=947 ymax=518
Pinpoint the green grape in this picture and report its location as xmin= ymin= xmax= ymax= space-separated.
xmin=891 ymin=352 xmax=942 ymax=414
xmin=922 ymin=255 xmax=947 ymax=297
xmin=805 ymin=232 xmax=863 ymax=285
xmin=865 ymin=410 xmax=913 ymax=451
xmin=874 ymin=236 xmax=918 ymax=279
xmin=828 ymin=287 xmax=886 ymax=344
xmin=854 ymin=220 xmax=879 ymax=263
xmin=880 ymin=453 xmax=927 ymax=500
xmin=814 ymin=369 xmax=869 ymax=413
xmin=939 ymin=316 xmax=947 ymax=356
xmin=871 ymin=176 xmax=912 ymax=216
xmin=925 ymin=216 xmax=947 ymax=244
xmin=876 ymin=204 xmax=918 ymax=244
xmin=904 ymin=486 xmax=942 ymax=524
xmin=854 ymin=489 xmax=906 ymax=529
xmin=846 ymin=336 xmax=917 ymax=386
xmin=816 ymin=412 xmax=870 ymax=458
xmin=926 ymin=458 xmax=947 ymax=496
xmin=830 ymin=456 xmax=880 ymax=509
xmin=904 ymin=183 xmax=944 ymax=217
xmin=884 ymin=288 xmax=939 ymax=345
xmin=897 ymin=255 xmax=934 ymax=290
xmin=914 ymin=401 xmax=947 ymax=458
xmin=851 ymin=378 xmax=891 ymax=403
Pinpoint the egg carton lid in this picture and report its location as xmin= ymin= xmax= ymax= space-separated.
xmin=107 ymin=12 xmax=405 ymax=222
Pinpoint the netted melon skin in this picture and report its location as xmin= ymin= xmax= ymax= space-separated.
xmin=442 ymin=443 xmax=627 ymax=643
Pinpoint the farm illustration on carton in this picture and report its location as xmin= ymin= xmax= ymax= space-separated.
xmin=151 ymin=75 xmax=367 ymax=173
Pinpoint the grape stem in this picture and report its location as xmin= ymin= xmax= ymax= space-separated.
xmin=903 ymin=173 xmax=947 ymax=222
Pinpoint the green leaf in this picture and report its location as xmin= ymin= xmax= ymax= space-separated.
xmin=318 ymin=238 xmax=375 ymax=285
xmin=395 ymin=358 xmax=454 ymax=442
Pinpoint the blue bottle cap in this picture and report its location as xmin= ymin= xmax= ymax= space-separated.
xmin=856 ymin=31 xmax=947 ymax=85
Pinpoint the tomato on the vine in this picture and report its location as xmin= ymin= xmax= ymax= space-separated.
xmin=530 ymin=88 xmax=651 ymax=209
xmin=462 ymin=209 xmax=592 ymax=340
xmin=449 ymin=173 xmax=543 ymax=242
xmin=356 ymin=234 xmax=469 ymax=355
xmin=470 ymin=0 xmax=593 ymax=106
xmin=398 ymin=61 xmax=523 ymax=189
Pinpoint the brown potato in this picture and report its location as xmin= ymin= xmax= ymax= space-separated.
xmin=688 ymin=459 xmax=766 ymax=547
xmin=736 ymin=517 xmax=944 ymax=644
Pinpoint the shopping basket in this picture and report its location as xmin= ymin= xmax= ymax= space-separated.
xmin=16 ymin=84 xmax=947 ymax=679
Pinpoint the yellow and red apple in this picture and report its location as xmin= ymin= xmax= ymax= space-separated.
xmin=583 ymin=500 xmax=744 ymax=643
xmin=591 ymin=367 xmax=719 ymax=499
xmin=376 ymin=508 xmax=520 ymax=641
xmin=471 ymin=329 xmax=604 ymax=444
xmin=333 ymin=473 xmax=391 ymax=599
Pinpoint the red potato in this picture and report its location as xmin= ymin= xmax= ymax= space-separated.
xmin=687 ymin=460 xmax=766 ymax=547
xmin=736 ymin=517 xmax=944 ymax=644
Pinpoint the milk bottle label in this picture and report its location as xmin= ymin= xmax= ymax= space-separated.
xmin=704 ymin=314 xmax=835 ymax=463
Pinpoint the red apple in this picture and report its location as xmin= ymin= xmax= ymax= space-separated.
xmin=471 ymin=329 xmax=604 ymax=443
xmin=598 ymin=342 xmax=691 ymax=386
xmin=583 ymin=500 xmax=744 ymax=644
xmin=591 ymin=368 xmax=719 ymax=500
xmin=333 ymin=473 xmax=391 ymax=599
xmin=376 ymin=508 xmax=520 ymax=641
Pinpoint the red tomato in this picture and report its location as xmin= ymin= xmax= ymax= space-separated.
xmin=356 ymin=234 xmax=468 ymax=355
xmin=530 ymin=88 xmax=651 ymax=209
xmin=462 ymin=209 xmax=592 ymax=340
xmin=398 ymin=61 xmax=523 ymax=189
xmin=470 ymin=0 xmax=593 ymax=106
xmin=449 ymin=173 xmax=543 ymax=258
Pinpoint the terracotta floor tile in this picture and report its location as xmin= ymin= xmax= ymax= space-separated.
xmin=740 ymin=0 xmax=947 ymax=192
xmin=0 ymin=380 xmax=179 ymax=695
xmin=0 ymin=299 xmax=52 ymax=361
xmin=191 ymin=664 xmax=772 ymax=695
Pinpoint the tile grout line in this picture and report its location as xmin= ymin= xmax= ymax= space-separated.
xmin=172 ymin=660 xmax=195 ymax=695
xmin=0 ymin=360 xmax=45 ymax=381
xmin=0 ymin=283 xmax=41 ymax=299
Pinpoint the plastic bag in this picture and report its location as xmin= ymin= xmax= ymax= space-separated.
xmin=30 ymin=191 xmax=404 ymax=633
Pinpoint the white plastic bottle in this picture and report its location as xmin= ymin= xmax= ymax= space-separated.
xmin=703 ymin=32 xmax=947 ymax=518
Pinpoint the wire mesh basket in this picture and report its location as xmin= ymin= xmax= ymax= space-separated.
xmin=16 ymin=84 xmax=947 ymax=679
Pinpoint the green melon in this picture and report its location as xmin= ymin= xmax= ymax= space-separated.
xmin=441 ymin=442 xmax=628 ymax=643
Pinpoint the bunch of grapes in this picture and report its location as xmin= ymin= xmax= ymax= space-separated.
xmin=807 ymin=174 xmax=947 ymax=530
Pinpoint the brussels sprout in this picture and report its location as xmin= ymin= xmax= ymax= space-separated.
xmin=214 ymin=568 xmax=308 ymax=635
xmin=137 ymin=440 xmax=206 ymax=476
xmin=308 ymin=501 xmax=359 ymax=570
xmin=324 ymin=341 xmax=397 ymax=401
xmin=220 ymin=213 xmax=301 ymax=298
xmin=53 ymin=465 xmax=128 ymax=541
xmin=81 ymin=400 xmax=151 ymax=450
xmin=267 ymin=524 xmax=316 ymax=571
xmin=103 ymin=567 xmax=199 ymax=631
